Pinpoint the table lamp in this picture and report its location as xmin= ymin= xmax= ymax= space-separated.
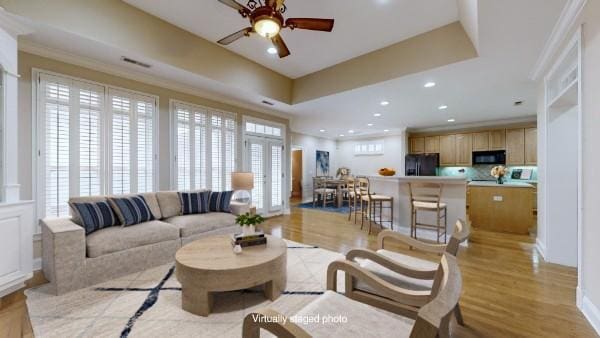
xmin=231 ymin=172 xmax=254 ymax=204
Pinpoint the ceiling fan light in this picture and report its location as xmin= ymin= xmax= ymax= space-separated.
xmin=254 ymin=18 xmax=281 ymax=38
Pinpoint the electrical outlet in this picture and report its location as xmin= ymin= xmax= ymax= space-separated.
xmin=493 ymin=196 xmax=503 ymax=202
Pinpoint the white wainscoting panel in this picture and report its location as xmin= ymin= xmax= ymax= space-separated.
xmin=0 ymin=201 xmax=34 ymax=297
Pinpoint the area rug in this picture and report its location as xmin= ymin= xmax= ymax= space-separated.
xmin=296 ymin=201 xmax=350 ymax=214
xmin=25 ymin=240 xmax=346 ymax=338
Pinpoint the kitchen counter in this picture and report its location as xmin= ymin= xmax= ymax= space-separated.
xmin=369 ymin=175 xmax=467 ymax=184
xmin=468 ymin=181 xmax=534 ymax=188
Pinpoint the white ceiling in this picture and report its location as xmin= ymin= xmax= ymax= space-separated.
xmin=14 ymin=0 xmax=567 ymax=140
xmin=123 ymin=0 xmax=460 ymax=78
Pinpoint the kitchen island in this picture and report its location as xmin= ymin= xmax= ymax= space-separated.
xmin=367 ymin=176 xmax=468 ymax=239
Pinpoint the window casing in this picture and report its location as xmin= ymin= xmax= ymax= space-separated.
xmin=36 ymin=72 xmax=158 ymax=219
xmin=172 ymin=101 xmax=236 ymax=191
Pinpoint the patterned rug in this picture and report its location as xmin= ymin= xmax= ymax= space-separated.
xmin=296 ymin=201 xmax=350 ymax=214
xmin=25 ymin=240 xmax=345 ymax=338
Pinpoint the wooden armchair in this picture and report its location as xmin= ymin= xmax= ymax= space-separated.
xmin=242 ymin=254 xmax=462 ymax=338
xmin=345 ymin=220 xmax=470 ymax=321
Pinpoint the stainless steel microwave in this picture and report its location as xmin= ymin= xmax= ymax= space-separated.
xmin=472 ymin=150 xmax=506 ymax=165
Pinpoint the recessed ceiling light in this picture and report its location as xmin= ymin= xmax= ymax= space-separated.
xmin=380 ymin=101 xmax=390 ymax=106
xmin=384 ymin=129 xmax=390 ymax=132
xmin=267 ymin=47 xmax=278 ymax=55
xmin=348 ymin=130 xmax=355 ymax=134
xmin=319 ymin=129 xmax=326 ymax=133
xmin=367 ymin=123 xmax=373 ymax=127
xmin=438 ymin=105 xmax=448 ymax=110
xmin=424 ymin=82 xmax=436 ymax=88
xmin=373 ymin=113 xmax=382 ymax=117
xmin=339 ymin=134 xmax=345 ymax=137
xmin=447 ymin=118 xmax=456 ymax=122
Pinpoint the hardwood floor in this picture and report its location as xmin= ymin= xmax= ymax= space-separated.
xmin=1 ymin=202 xmax=596 ymax=337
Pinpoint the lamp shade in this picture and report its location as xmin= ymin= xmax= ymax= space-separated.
xmin=231 ymin=172 xmax=254 ymax=190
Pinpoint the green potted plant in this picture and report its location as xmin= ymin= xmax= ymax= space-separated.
xmin=235 ymin=213 xmax=265 ymax=235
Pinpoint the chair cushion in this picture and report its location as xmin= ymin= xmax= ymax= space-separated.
xmin=108 ymin=195 xmax=155 ymax=226
xmin=296 ymin=290 xmax=413 ymax=338
xmin=356 ymin=249 xmax=436 ymax=294
xmin=315 ymin=188 xmax=336 ymax=194
xmin=362 ymin=194 xmax=393 ymax=201
xmin=412 ymin=201 xmax=447 ymax=209
xmin=69 ymin=201 xmax=119 ymax=235
xmin=179 ymin=191 xmax=211 ymax=215
xmin=208 ymin=191 xmax=234 ymax=213
xmin=165 ymin=212 xmax=236 ymax=238
xmin=86 ymin=220 xmax=179 ymax=258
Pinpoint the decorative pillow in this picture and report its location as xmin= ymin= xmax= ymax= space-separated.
xmin=208 ymin=191 xmax=234 ymax=213
xmin=69 ymin=201 xmax=118 ymax=235
xmin=179 ymin=191 xmax=211 ymax=215
xmin=109 ymin=195 xmax=155 ymax=226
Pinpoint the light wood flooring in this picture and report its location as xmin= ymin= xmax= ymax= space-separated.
xmin=1 ymin=202 xmax=597 ymax=337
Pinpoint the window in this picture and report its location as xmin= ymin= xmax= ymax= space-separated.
xmin=172 ymin=101 xmax=236 ymax=191
xmin=246 ymin=121 xmax=281 ymax=137
xmin=36 ymin=72 xmax=157 ymax=219
xmin=354 ymin=140 xmax=384 ymax=155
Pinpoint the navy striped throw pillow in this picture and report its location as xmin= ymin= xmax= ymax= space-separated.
xmin=70 ymin=201 xmax=118 ymax=235
xmin=179 ymin=191 xmax=211 ymax=215
xmin=109 ymin=195 xmax=155 ymax=226
xmin=208 ymin=191 xmax=234 ymax=213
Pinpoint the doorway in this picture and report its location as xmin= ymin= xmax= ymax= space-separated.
xmin=291 ymin=149 xmax=303 ymax=200
xmin=246 ymin=137 xmax=284 ymax=215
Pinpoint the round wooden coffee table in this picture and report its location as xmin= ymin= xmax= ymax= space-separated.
xmin=175 ymin=234 xmax=287 ymax=317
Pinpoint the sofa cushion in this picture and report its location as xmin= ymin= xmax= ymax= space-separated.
xmin=165 ymin=212 xmax=236 ymax=238
xmin=156 ymin=191 xmax=182 ymax=219
xmin=179 ymin=191 xmax=211 ymax=215
xmin=85 ymin=220 xmax=179 ymax=258
xmin=69 ymin=201 xmax=118 ymax=235
xmin=109 ymin=195 xmax=155 ymax=226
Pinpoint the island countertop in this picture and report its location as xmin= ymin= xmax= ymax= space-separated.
xmin=367 ymin=175 xmax=467 ymax=184
xmin=468 ymin=181 xmax=534 ymax=188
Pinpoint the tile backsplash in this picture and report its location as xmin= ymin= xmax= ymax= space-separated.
xmin=439 ymin=165 xmax=537 ymax=181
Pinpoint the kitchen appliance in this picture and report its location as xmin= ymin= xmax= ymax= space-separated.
xmin=472 ymin=150 xmax=506 ymax=165
xmin=405 ymin=154 xmax=439 ymax=176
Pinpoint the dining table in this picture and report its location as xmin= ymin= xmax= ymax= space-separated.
xmin=324 ymin=178 xmax=347 ymax=208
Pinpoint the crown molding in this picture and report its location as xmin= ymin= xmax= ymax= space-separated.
xmin=529 ymin=0 xmax=587 ymax=81
xmin=17 ymin=40 xmax=291 ymax=121
xmin=0 ymin=8 xmax=34 ymax=37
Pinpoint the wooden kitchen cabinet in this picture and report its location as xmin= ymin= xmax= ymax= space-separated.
xmin=424 ymin=136 xmax=440 ymax=153
xmin=472 ymin=132 xmax=490 ymax=151
xmin=455 ymin=133 xmax=473 ymax=166
xmin=506 ymin=128 xmax=525 ymax=165
xmin=489 ymin=129 xmax=506 ymax=150
xmin=410 ymin=137 xmax=425 ymax=154
xmin=439 ymin=134 xmax=456 ymax=166
xmin=525 ymin=128 xmax=537 ymax=165
xmin=469 ymin=185 xmax=534 ymax=234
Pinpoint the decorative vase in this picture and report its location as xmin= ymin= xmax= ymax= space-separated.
xmin=249 ymin=225 xmax=256 ymax=234
xmin=497 ymin=176 xmax=504 ymax=184
xmin=233 ymin=244 xmax=242 ymax=254
xmin=242 ymin=225 xmax=252 ymax=236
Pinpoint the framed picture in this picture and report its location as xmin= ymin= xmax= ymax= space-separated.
xmin=316 ymin=150 xmax=330 ymax=176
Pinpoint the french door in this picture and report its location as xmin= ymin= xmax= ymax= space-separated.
xmin=246 ymin=137 xmax=284 ymax=215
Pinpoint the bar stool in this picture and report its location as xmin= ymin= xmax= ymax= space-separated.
xmin=346 ymin=176 xmax=359 ymax=222
xmin=357 ymin=177 xmax=394 ymax=234
xmin=313 ymin=177 xmax=336 ymax=207
xmin=408 ymin=182 xmax=447 ymax=243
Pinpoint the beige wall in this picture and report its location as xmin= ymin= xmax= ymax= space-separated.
xmin=2 ymin=0 xmax=292 ymax=103
xmin=18 ymin=51 xmax=290 ymax=201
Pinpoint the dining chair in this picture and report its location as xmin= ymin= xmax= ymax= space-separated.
xmin=312 ymin=177 xmax=336 ymax=207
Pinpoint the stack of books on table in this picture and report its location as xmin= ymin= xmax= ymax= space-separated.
xmin=231 ymin=231 xmax=267 ymax=247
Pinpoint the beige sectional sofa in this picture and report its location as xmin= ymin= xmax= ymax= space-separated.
xmin=41 ymin=191 xmax=246 ymax=295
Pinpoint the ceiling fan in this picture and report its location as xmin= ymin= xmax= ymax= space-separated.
xmin=216 ymin=0 xmax=334 ymax=58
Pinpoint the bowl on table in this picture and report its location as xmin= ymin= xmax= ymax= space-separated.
xmin=378 ymin=168 xmax=396 ymax=176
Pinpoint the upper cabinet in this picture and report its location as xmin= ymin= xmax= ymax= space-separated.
xmin=410 ymin=137 xmax=425 ymax=154
xmin=439 ymin=134 xmax=456 ymax=166
xmin=506 ymin=129 xmax=525 ymax=165
xmin=455 ymin=134 xmax=473 ymax=166
xmin=489 ymin=130 xmax=506 ymax=150
xmin=525 ymin=128 xmax=537 ymax=165
xmin=472 ymin=132 xmax=490 ymax=151
xmin=425 ymin=136 xmax=440 ymax=153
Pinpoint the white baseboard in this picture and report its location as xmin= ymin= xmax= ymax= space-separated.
xmin=32 ymin=257 xmax=42 ymax=271
xmin=581 ymin=293 xmax=600 ymax=335
xmin=536 ymin=238 xmax=547 ymax=260
xmin=577 ymin=286 xmax=583 ymax=309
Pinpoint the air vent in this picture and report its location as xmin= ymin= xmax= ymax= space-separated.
xmin=121 ymin=57 xmax=151 ymax=69
xmin=261 ymin=100 xmax=274 ymax=106
xmin=514 ymin=100 xmax=524 ymax=106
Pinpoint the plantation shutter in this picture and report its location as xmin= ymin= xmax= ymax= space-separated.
xmin=270 ymin=143 xmax=283 ymax=210
xmin=78 ymin=85 xmax=103 ymax=197
xmin=136 ymin=98 xmax=155 ymax=193
xmin=176 ymin=105 xmax=191 ymax=190
xmin=224 ymin=116 xmax=236 ymax=191
xmin=110 ymin=92 xmax=131 ymax=194
xmin=194 ymin=110 xmax=207 ymax=190
xmin=211 ymin=114 xmax=223 ymax=191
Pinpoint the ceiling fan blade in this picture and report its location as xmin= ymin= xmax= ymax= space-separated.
xmin=217 ymin=0 xmax=248 ymax=12
xmin=218 ymin=27 xmax=253 ymax=45
xmin=271 ymin=35 xmax=290 ymax=58
xmin=285 ymin=18 xmax=334 ymax=32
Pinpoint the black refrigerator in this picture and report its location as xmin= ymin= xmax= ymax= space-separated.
xmin=405 ymin=154 xmax=439 ymax=176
